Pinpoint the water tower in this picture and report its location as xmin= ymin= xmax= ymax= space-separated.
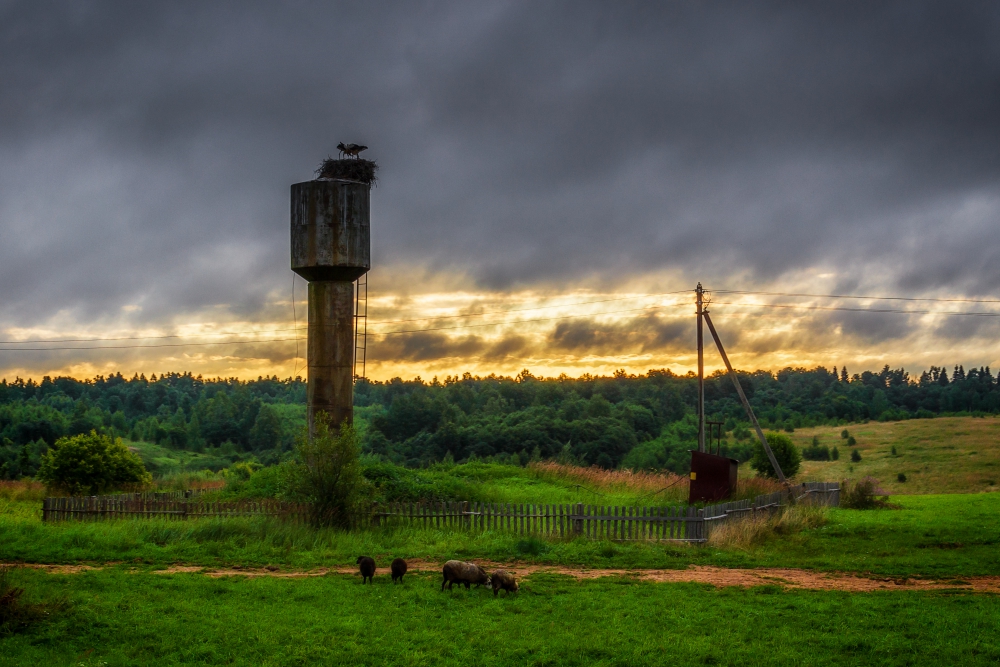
xmin=290 ymin=157 xmax=376 ymax=433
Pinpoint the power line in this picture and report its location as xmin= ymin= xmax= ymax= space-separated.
xmin=713 ymin=289 xmax=1000 ymax=305
xmin=0 ymin=338 xmax=302 ymax=351
xmin=709 ymin=301 xmax=1000 ymax=317
xmin=0 ymin=290 xmax=694 ymax=344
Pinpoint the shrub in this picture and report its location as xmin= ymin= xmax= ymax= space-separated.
xmin=801 ymin=442 xmax=831 ymax=461
xmin=850 ymin=449 xmax=862 ymax=462
xmin=831 ymin=446 xmax=840 ymax=460
xmin=841 ymin=429 xmax=850 ymax=439
xmin=283 ymin=415 xmax=370 ymax=528
xmin=841 ymin=477 xmax=893 ymax=509
xmin=891 ymin=445 xmax=897 ymax=456
xmin=750 ymin=432 xmax=801 ymax=479
xmin=847 ymin=435 xmax=857 ymax=446
xmin=897 ymin=472 xmax=907 ymax=483
xmin=36 ymin=431 xmax=151 ymax=495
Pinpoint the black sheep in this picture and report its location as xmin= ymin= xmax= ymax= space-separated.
xmin=391 ymin=558 xmax=408 ymax=584
xmin=441 ymin=560 xmax=490 ymax=591
xmin=356 ymin=556 xmax=376 ymax=584
xmin=491 ymin=569 xmax=519 ymax=596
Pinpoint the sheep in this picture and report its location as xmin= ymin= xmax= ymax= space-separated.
xmin=490 ymin=569 xmax=519 ymax=596
xmin=391 ymin=558 xmax=408 ymax=584
xmin=356 ymin=556 xmax=376 ymax=584
xmin=441 ymin=560 xmax=490 ymax=591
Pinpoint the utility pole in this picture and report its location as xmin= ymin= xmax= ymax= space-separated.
xmin=696 ymin=283 xmax=705 ymax=453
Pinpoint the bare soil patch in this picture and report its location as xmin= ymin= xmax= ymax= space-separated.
xmin=8 ymin=561 xmax=999 ymax=592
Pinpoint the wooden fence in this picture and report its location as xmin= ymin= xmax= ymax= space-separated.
xmin=42 ymin=492 xmax=309 ymax=523
xmin=42 ymin=481 xmax=838 ymax=542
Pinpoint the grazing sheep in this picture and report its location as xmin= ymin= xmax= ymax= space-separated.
xmin=391 ymin=558 xmax=408 ymax=584
xmin=441 ymin=560 xmax=490 ymax=591
xmin=356 ymin=556 xmax=376 ymax=584
xmin=491 ymin=569 xmax=518 ymax=596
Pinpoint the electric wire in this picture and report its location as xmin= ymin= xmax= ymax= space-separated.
xmin=713 ymin=289 xmax=1000 ymax=305
xmin=0 ymin=290 xmax=694 ymax=345
xmin=708 ymin=301 xmax=1000 ymax=317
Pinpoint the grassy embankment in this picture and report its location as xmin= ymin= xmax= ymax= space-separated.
xmin=788 ymin=415 xmax=1000 ymax=494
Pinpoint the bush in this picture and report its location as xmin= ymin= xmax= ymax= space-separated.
xmin=841 ymin=429 xmax=850 ymax=439
xmin=891 ymin=445 xmax=897 ymax=456
xmin=897 ymin=472 xmax=907 ymax=483
xmin=850 ymin=449 xmax=862 ymax=462
xmin=847 ymin=435 xmax=857 ymax=446
xmin=841 ymin=477 xmax=893 ymax=509
xmin=831 ymin=446 xmax=840 ymax=460
xmin=36 ymin=431 xmax=151 ymax=495
xmin=801 ymin=441 xmax=831 ymax=461
xmin=750 ymin=432 xmax=801 ymax=479
xmin=283 ymin=415 xmax=370 ymax=528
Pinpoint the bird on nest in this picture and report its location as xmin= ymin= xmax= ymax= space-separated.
xmin=337 ymin=142 xmax=368 ymax=158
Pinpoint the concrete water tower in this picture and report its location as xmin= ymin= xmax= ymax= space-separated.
xmin=290 ymin=156 xmax=376 ymax=433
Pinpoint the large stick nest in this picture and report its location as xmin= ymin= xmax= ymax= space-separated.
xmin=315 ymin=158 xmax=378 ymax=185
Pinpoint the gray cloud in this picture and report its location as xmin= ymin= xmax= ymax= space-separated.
xmin=2 ymin=0 xmax=999 ymax=369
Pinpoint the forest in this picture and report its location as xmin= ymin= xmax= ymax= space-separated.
xmin=2 ymin=362 xmax=998 ymax=479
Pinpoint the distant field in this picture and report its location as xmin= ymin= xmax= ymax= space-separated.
xmin=782 ymin=416 xmax=1000 ymax=495
xmin=128 ymin=441 xmax=232 ymax=476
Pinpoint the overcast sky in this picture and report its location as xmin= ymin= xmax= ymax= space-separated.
xmin=2 ymin=1 xmax=999 ymax=381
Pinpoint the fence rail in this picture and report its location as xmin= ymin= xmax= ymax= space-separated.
xmin=42 ymin=482 xmax=838 ymax=542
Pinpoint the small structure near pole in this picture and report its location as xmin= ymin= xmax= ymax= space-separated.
xmin=689 ymin=451 xmax=739 ymax=503
xmin=290 ymin=154 xmax=377 ymax=434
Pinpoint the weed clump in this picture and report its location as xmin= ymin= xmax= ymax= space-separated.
xmin=707 ymin=505 xmax=827 ymax=549
xmin=0 ymin=566 xmax=66 ymax=635
xmin=841 ymin=477 xmax=896 ymax=509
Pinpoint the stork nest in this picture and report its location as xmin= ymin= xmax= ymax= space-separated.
xmin=315 ymin=158 xmax=378 ymax=185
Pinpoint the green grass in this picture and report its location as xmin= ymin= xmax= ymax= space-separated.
xmin=128 ymin=441 xmax=231 ymax=476
xmin=1 ymin=568 xmax=998 ymax=666
xmin=3 ymin=493 xmax=999 ymax=577
xmin=789 ymin=416 xmax=1000 ymax=494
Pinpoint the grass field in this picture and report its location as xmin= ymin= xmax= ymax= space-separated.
xmin=4 ymin=417 xmax=1000 ymax=664
xmin=788 ymin=416 xmax=1000 ymax=494
xmin=2 ymin=493 xmax=998 ymax=577
xmin=1 ymin=567 xmax=998 ymax=667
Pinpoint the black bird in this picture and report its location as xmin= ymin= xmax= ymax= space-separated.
xmin=337 ymin=142 xmax=368 ymax=158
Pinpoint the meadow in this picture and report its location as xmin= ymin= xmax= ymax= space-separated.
xmin=789 ymin=416 xmax=1000 ymax=494
xmin=2 ymin=567 xmax=998 ymax=667
xmin=3 ymin=417 xmax=1000 ymax=665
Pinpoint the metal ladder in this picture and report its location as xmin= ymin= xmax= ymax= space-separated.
xmin=354 ymin=274 xmax=368 ymax=381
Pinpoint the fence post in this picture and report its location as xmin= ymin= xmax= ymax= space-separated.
xmin=574 ymin=503 xmax=583 ymax=536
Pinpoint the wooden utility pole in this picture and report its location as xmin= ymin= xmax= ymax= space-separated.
xmin=696 ymin=283 xmax=706 ymax=453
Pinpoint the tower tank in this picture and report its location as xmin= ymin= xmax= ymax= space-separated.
xmin=290 ymin=161 xmax=374 ymax=433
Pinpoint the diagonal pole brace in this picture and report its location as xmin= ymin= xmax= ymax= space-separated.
xmin=702 ymin=310 xmax=786 ymax=483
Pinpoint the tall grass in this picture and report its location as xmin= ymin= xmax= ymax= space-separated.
xmin=528 ymin=462 xmax=688 ymax=503
xmin=0 ymin=481 xmax=47 ymax=502
xmin=707 ymin=504 xmax=827 ymax=549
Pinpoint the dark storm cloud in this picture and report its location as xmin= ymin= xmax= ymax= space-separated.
xmin=2 ymin=0 xmax=999 ymax=340
xmin=549 ymin=313 xmax=690 ymax=353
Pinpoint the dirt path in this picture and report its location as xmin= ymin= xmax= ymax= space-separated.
xmin=7 ymin=561 xmax=999 ymax=593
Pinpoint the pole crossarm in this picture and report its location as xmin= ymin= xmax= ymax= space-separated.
xmin=702 ymin=310 xmax=786 ymax=483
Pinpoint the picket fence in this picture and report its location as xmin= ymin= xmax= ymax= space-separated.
xmin=42 ymin=482 xmax=839 ymax=542
xmin=42 ymin=491 xmax=310 ymax=523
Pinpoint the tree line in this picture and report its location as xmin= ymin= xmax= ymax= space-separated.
xmin=2 ymin=362 xmax=999 ymax=479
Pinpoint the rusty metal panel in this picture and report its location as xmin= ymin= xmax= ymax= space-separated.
xmin=290 ymin=179 xmax=370 ymax=281
xmin=688 ymin=450 xmax=738 ymax=503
